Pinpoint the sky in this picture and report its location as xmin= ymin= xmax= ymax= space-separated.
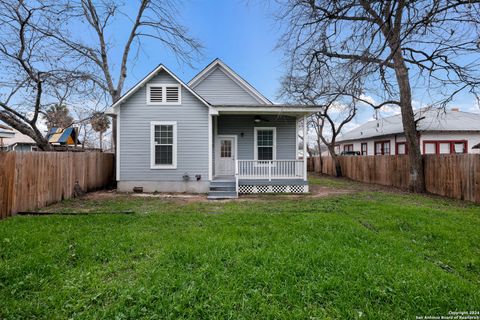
xmin=104 ymin=0 xmax=478 ymax=132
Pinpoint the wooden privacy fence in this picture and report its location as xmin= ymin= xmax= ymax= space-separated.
xmin=0 ymin=152 xmax=114 ymax=219
xmin=308 ymin=155 xmax=480 ymax=203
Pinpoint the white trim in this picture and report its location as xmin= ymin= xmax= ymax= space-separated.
xmin=212 ymin=106 xmax=323 ymax=114
xmin=150 ymin=121 xmax=177 ymax=169
xmin=303 ymin=115 xmax=307 ymax=181
xmin=116 ymin=111 xmax=120 ymax=180
xmin=108 ymin=64 xmax=210 ymax=112
xmin=188 ymin=59 xmax=272 ymax=105
xmin=254 ymin=127 xmax=277 ymax=161
xmin=295 ymin=116 xmax=300 ymax=160
xmin=208 ymin=114 xmax=212 ymax=180
xmin=146 ymin=83 xmax=181 ymax=105
xmin=215 ymin=134 xmax=238 ymax=177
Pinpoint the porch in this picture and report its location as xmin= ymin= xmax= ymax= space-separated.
xmin=207 ymin=109 xmax=313 ymax=198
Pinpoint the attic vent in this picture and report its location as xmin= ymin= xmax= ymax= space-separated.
xmin=149 ymin=86 xmax=163 ymax=103
xmin=166 ymin=86 xmax=180 ymax=103
xmin=147 ymin=84 xmax=181 ymax=105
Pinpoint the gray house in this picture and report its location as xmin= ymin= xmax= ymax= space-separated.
xmin=108 ymin=59 xmax=320 ymax=198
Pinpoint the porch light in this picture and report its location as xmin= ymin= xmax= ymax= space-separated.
xmin=254 ymin=116 xmax=262 ymax=123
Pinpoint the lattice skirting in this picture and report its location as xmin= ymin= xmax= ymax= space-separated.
xmin=239 ymin=185 xmax=309 ymax=194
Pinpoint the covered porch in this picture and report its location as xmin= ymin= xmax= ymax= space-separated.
xmin=208 ymin=105 xmax=320 ymax=195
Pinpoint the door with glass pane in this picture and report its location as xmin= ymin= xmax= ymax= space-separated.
xmin=215 ymin=136 xmax=236 ymax=176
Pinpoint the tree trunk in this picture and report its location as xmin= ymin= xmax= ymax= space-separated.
xmin=317 ymin=138 xmax=324 ymax=173
xmin=327 ymin=144 xmax=342 ymax=177
xmin=392 ymin=52 xmax=426 ymax=193
xmin=99 ymin=131 xmax=103 ymax=150
xmin=0 ymin=113 xmax=52 ymax=151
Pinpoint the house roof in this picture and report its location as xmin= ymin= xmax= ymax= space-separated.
xmin=337 ymin=109 xmax=480 ymax=142
xmin=106 ymin=64 xmax=211 ymax=114
xmin=1 ymin=128 xmax=36 ymax=146
xmin=47 ymin=127 xmax=78 ymax=145
xmin=106 ymin=60 xmax=321 ymax=115
xmin=188 ymin=58 xmax=273 ymax=105
xmin=0 ymin=124 xmax=15 ymax=138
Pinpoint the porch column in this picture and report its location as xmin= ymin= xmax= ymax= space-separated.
xmin=303 ymin=115 xmax=307 ymax=181
xmin=208 ymin=114 xmax=213 ymax=181
xmin=295 ymin=116 xmax=300 ymax=160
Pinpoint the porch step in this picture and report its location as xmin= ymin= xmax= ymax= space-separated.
xmin=208 ymin=180 xmax=238 ymax=199
xmin=207 ymin=191 xmax=238 ymax=199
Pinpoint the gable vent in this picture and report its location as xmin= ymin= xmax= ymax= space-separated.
xmin=166 ymin=86 xmax=179 ymax=103
xmin=149 ymin=86 xmax=163 ymax=103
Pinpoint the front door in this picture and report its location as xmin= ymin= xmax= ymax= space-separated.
xmin=215 ymin=136 xmax=236 ymax=176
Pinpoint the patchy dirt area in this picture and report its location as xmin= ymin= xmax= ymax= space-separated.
xmin=79 ymin=175 xmax=356 ymax=203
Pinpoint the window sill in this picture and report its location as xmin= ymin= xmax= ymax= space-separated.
xmin=150 ymin=165 xmax=177 ymax=170
xmin=147 ymin=102 xmax=181 ymax=106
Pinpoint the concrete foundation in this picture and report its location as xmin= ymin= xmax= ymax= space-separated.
xmin=118 ymin=180 xmax=210 ymax=193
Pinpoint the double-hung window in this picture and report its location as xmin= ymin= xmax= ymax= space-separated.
xmin=361 ymin=143 xmax=368 ymax=155
xmin=254 ymin=127 xmax=276 ymax=161
xmin=344 ymin=144 xmax=354 ymax=152
xmin=375 ymin=141 xmax=391 ymax=155
xmin=151 ymin=121 xmax=177 ymax=169
xmin=396 ymin=142 xmax=407 ymax=155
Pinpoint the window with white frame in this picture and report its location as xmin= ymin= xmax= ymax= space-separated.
xmin=147 ymin=84 xmax=181 ymax=105
xmin=151 ymin=121 xmax=177 ymax=169
xmin=255 ymin=127 xmax=276 ymax=161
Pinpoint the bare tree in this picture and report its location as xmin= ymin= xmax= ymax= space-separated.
xmin=0 ymin=0 xmax=96 ymax=150
xmin=47 ymin=0 xmax=202 ymax=150
xmin=277 ymin=0 xmax=480 ymax=192
xmin=281 ymin=63 xmax=361 ymax=176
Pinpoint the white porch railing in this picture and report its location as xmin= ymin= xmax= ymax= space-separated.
xmin=236 ymin=160 xmax=305 ymax=181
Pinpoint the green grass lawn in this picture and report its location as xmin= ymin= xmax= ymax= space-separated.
xmin=1 ymin=176 xmax=479 ymax=319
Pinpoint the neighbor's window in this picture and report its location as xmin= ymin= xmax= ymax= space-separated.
xmin=396 ymin=142 xmax=407 ymax=155
xmin=361 ymin=143 xmax=368 ymax=155
xmin=344 ymin=144 xmax=354 ymax=152
xmin=151 ymin=122 xmax=177 ymax=169
xmin=375 ymin=141 xmax=391 ymax=155
xmin=147 ymin=84 xmax=181 ymax=105
xmin=424 ymin=142 xmax=436 ymax=154
xmin=423 ymin=140 xmax=467 ymax=155
xmin=453 ymin=141 xmax=466 ymax=154
xmin=255 ymin=128 xmax=276 ymax=160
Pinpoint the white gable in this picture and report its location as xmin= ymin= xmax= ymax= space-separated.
xmin=188 ymin=59 xmax=272 ymax=105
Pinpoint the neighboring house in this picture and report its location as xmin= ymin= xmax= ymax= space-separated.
xmin=107 ymin=58 xmax=321 ymax=198
xmin=47 ymin=127 xmax=79 ymax=146
xmin=336 ymin=108 xmax=480 ymax=155
xmin=0 ymin=125 xmax=37 ymax=152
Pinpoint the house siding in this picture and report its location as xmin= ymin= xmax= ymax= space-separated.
xmin=215 ymin=115 xmax=297 ymax=162
xmin=119 ymin=70 xmax=210 ymax=192
xmin=192 ymin=67 xmax=261 ymax=105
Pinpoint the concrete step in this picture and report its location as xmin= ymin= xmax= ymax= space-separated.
xmin=207 ymin=190 xmax=238 ymax=200
xmin=210 ymin=186 xmax=236 ymax=192
xmin=210 ymin=181 xmax=236 ymax=188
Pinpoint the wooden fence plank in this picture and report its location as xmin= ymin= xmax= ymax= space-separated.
xmin=0 ymin=152 xmax=114 ymax=218
xmin=309 ymin=154 xmax=480 ymax=203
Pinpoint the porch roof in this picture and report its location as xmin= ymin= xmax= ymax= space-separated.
xmin=210 ymin=104 xmax=323 ymax=116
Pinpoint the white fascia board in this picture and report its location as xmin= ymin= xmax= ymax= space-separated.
xmin=213 ymin=106 xmax=323 ymax=114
